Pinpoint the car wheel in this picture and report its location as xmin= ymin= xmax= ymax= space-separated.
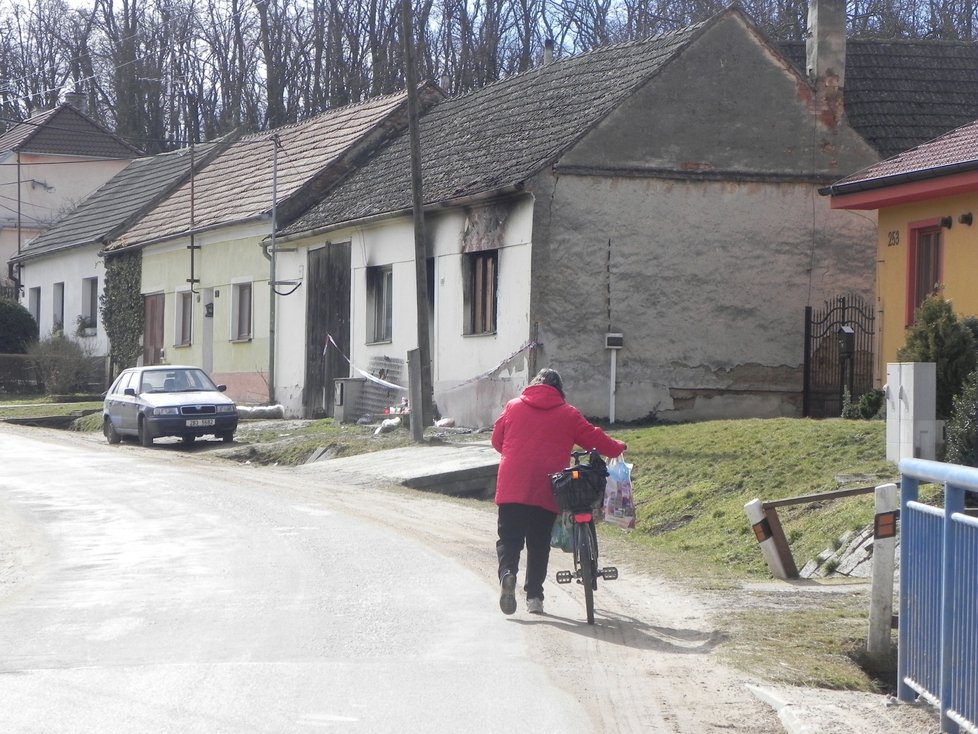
xmin=182 ymin=435 xmax=196 ymax=445
xmin=219 ymin=431 xmax=234 ymax=443
xmin=138 ymin=418 xmax=154 ymax=448
xmin=103 ymin=417 xmax=121 ymax=445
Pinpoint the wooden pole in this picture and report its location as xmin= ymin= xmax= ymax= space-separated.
xmin=400 ymin=0 xmax=433 ymax=440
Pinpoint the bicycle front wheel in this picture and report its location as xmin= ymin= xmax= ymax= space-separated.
xmin=575 ymin=521 xmax=597 ymax=625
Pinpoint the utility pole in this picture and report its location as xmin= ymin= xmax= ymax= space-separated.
xmin=400 ymin=0 xmax=433 ymax=441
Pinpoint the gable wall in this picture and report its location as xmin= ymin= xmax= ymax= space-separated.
xmin=1 ymin=153 xmax=130 ymax=288
xmin=560 ymin=13 xmax=877 ymax=178
xmin=525 ymin=18 xmax=879 ymax=421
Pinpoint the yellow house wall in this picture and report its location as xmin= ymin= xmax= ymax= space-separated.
xmin=876 ymin=191 xmax=978 ymax=377
xmin=141 ymin=223 xmax=271 ymax=404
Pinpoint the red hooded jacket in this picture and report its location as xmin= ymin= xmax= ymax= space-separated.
xmin=491 ymin=384 xmax=627 ymax=512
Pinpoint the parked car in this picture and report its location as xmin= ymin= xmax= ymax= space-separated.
xmin=103 ymin=365 xmax=238 ymax=447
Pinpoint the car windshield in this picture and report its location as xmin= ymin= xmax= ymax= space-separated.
xmin=139 ymin=368 xmax=218 ymax=394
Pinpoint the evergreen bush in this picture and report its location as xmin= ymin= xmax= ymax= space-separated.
xmin=896 ymin=294 xmax=977 ymax=419
xmin=0 ymin=297 xmax=38 ymax=354
xmin=945 ymin=367 xmax=978 ymax=467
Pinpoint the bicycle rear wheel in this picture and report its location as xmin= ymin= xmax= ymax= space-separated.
xmin=575 ymin=521 xmax=597 ymax=624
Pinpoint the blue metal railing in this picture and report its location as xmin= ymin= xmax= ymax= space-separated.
xmin=899 ymin=458 xmax=978 ymax=734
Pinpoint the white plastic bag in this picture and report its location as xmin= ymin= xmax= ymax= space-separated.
xmin=603 ymin=455 xmax=635 ymax=529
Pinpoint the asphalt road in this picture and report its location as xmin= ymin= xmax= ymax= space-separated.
xmin=0 ymin=425 xmax=584 ymax=733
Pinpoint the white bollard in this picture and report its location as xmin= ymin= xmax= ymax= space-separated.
xmin=868 ymin=483 xmax=899 ymax=656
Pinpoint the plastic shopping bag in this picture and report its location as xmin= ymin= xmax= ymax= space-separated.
xmin=550 ymin=511 xmax=575 ymax=553
xmin=603 ymin=455 xmax=636 ymax=529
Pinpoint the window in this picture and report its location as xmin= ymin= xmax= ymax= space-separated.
xmin=53 ymin=282 xmax=64 ymax=332
xmin=464 ymin=250 xmax=497 ymax=335
xmin=231 ymin=282 xmax=252 ymax=341
xmin=175 ymin=290 xmax=193 ymax=346
xmin=80 ymin=277 xmax=98 ymax=331
xmin=28 ymin=287 xmax=40 ymax=324
xmin=367 ymin=265 xmax=393 ymax=343
xmin=908 ymin=227 xmax=942 ymax=324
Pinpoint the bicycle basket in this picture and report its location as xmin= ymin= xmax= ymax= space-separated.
xmin=550 ymin=464 xmax=607 ymax=512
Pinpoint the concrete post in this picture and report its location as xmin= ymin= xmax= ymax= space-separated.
xmin=744 ymin=499 xmax=798 ymax=580
xmin=868 ymin=483 xmax=899 ymax=657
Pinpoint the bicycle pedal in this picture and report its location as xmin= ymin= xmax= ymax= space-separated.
xmin=601 ymin=567 xmax=619 ymax=580
xmin=555 ymin=570 xmax=573 ymax=584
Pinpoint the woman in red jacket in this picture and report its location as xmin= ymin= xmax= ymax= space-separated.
xmin=491 ymin=368 xmax=627 ymax=616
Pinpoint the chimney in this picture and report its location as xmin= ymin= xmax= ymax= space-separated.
xmin=64 ymin=89 xmax=87 ymax=114
xmin=440 ymin=73 xmax=450 ymax=91
xmin=806 ymin=0 xmax=846 ymax=127
xmin=543 ymin=39 xmax=554 ymax=66
xmin=806 ymin=0 xmax=846 ymax=85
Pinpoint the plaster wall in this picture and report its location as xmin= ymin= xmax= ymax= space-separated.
xmin=17 ymin=244 xmax=110 ymax=356
xmin=0 ymin=153 xmax=130 ymax=286
xmin=273 ymin=196 xmax=535 ymax=424
xmin=876 ymin=191 xmax=978 ymax=373
xmin=140 ymin=221 xmax=271 ymax=404
xmin=528 ymin=173 xmax=876 ymax=421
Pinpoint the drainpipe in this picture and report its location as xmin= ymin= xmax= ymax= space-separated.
xmin=267 ymin=135 xmax=281 ymax=405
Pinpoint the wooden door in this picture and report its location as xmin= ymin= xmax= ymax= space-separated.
xmin=305 ymin=243 xmax=351 ymax=417
xmin=143 ymin=293 xmax=165 ymax=365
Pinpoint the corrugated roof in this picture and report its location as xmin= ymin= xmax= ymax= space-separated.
xmin=282 ymin=15 xmax=710 ymax=235
xmin=780 ymin=39 xmax=978 ymax=159
xmin=107 ymin=90 xmax=424 ymax=250
xmin=0 ymin=104 xmax=141 ymax=158
xmin=13 ymin=141 xmax=225 ymax=261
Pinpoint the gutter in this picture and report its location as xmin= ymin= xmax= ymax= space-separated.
xmin=820 ymin=159 xmax=978 ymax=197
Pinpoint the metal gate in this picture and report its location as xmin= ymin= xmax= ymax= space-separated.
xmin=803 ymin=293 xmax=875 ymax=418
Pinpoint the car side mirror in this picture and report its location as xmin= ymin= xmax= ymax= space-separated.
xmin=217 ymin=384 xmax=227 ymax=392
xmin=124 ymin=388 xmax=136 ymax=396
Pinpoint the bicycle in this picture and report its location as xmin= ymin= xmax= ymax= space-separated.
xmin=550 ymin=449 xmax=619 ymax=624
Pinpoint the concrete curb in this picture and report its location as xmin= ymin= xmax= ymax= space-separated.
xmin=747 ymin=684 xmax=847 ymax=734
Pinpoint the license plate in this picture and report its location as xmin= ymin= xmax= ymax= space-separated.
xmin=186 ymin=418 xmax=215 ymax=428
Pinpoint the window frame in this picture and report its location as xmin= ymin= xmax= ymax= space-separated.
xmin=366 ymin=265 xmax=393 ymax=344
xmin=81 ymin=276 xmax=98 ymax=331
xmin=230 ymin=281 xmax=253 ymax=342
xmin=906 ymin=222 xmax=943 ymax=325
xmin=52 ymin=281 xmax=64 ymax=332
xmin=464 ymin=250 xmax=498 ymax=336
xmin=175 ymin=289 xmax=193 ymax=347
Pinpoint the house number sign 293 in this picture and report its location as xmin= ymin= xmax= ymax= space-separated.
xmin=887 ymin=231 xmax=900 ymax=247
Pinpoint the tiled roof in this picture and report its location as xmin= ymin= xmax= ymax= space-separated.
xmin=0 ymin=104 xmax=141 ymax=158
xmin=780 ymin=39 xmax=978 ymax=159
xmin=107 ymin=89 xmax=430 ymax=250
xmin=826 ymin=117 xmax=978 ymax=192
xmin=282 ymin=15 xmax=710 ymax=235
xmin=13 ymin=141 xmax=225 ymax=261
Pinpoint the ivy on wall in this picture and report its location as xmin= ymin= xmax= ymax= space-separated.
xmin=100 ymin=250 xmax=143 ymax=371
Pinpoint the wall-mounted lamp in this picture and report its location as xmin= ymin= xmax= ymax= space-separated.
xmin=940 ymin=216 xmax=953 ymax=229
xmin=959 ymin=212 xmax=973 ymax=226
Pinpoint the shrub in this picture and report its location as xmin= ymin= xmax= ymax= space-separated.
xmin=0 ymin=298 xmax=38 ymax=354
xmin=945 ymin=367 xmax=978 ymax=467
xmin=27 ymin=334 xmax=92 ymax=394
xmin=842 ymin=387 xmax=884 ymax=420
xmin=897 ymin=294 xmax=976 ymax=419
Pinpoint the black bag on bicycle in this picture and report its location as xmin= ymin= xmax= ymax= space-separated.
xmin=550 ymin=453 xmax=608 ymax=512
